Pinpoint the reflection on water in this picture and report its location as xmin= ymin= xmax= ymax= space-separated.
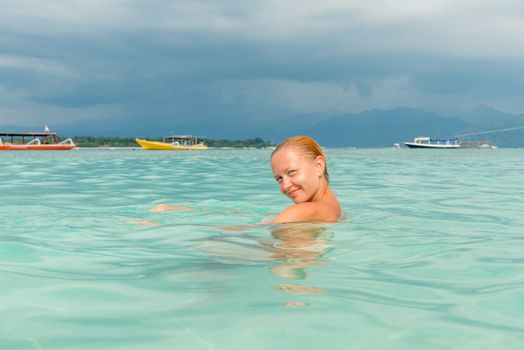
xmin=196 ymin=223 xmax=333 ymax=307
xmin=269 ymin=223 xmax=331 ymax=306
xmin=269 ymin=223 xmax=329 ymax=278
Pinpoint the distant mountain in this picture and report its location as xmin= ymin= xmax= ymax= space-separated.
xmin=474 ymin=114 xmax=524 ymax=147
xmin=251 ymin=110 xmax=341 ymax=141
xmin=301 ymin=108 xmax=467 ymax=147
xmin=461 ymin=105 xmax=515 ymax=127
xmin=2 ymin=107 xmax=522 ymax=147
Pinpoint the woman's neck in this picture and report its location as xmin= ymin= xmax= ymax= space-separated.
xmin=310 ymin=177 xmax=329 ymax=202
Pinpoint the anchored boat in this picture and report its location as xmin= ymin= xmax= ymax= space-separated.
xmin=404 ymin=137 xmax=461 ymax=149
xmin=404 ymin=136 xmax=496 ymax=149
xmin=0 ymin=131 xmax=76 ymax=151
xmin=135 ymin=135 xmax=207 ymax=150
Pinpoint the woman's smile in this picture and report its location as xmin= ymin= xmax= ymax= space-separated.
xmin=286 ymin=187 xmax=300 ymax=199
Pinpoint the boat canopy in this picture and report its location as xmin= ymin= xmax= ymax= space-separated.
xmin=413 ymin=137 xmax=459 ymax=144
xmin=162 ymin=135 xmax=205 ymax=145
xmin=0 ymin=132 xmax=60 ymax=144
xmin=430 ymin=138 xmax=458 ymax=142
xmin=0 ymin=132 xmax=59 ymax=137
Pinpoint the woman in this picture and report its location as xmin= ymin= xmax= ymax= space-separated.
xmin=270 ymin=136 xmax=341 ymax=223
xmin=149 ymin=136 xmax=341 ymax=224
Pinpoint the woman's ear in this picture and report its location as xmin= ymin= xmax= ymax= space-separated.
xmin=315 ymin=155 xmax=326 ymax=177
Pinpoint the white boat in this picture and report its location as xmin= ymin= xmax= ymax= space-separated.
xmin=404 ymin=137 xmax=460 ymax=149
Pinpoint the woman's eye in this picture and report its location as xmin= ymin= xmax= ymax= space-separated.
xmin=288 ymin=170 xmax=297 ymax=176
xmin=275 ymin=177 xmax=282 ymax=183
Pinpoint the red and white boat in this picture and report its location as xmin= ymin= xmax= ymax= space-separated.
xmin=0 ymin=131 xmax=76 ymax=151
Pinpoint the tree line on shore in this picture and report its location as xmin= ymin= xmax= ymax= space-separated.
xmin=68 ymin=136 xmax=274 ymax=148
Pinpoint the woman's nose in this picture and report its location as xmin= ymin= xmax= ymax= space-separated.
xmin=280 ymin=176 xmax=291 ymax=190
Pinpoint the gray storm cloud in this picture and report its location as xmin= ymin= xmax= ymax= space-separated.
xmin=0 ymin=0 xmax=523 ymax=127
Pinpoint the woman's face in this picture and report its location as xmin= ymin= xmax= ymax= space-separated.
xmin=271 ymin=148 xmax=325 ymax=203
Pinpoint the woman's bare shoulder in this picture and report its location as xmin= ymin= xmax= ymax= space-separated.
xmin=273 ymin=202 xmax=340 ymax=224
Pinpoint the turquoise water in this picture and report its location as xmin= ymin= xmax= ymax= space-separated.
xmin=1 ymin=148 xmax=523 ymax=349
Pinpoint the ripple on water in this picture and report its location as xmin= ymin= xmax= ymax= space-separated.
xmin=1 ymin=149 xmax=524 ymax=349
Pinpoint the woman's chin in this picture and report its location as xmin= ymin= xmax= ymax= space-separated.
xmin=291 ymin=196 xmax=306 ymax=204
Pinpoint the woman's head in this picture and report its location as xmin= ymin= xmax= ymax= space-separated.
xmin=270 ymin=136 xmax=329 ymax=203
xmin=271 ymin=136 xmax=329 ymax=181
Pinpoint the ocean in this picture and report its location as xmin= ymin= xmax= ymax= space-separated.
xmin=1 ymin=148 xmax=523 ymax=349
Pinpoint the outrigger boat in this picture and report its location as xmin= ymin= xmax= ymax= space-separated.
xmin=135 ymin=135 xmax=207 ymax=150
xmin=0 ymin=131 xmax=76 ymax=151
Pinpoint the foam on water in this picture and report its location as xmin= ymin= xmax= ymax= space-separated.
xmin=1 ymin=148 xmax=523 ymax=349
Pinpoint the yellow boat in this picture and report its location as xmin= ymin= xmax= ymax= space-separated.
xmin=135 ymin=135 xmax=207 ymax=150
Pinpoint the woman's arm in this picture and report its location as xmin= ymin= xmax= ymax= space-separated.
xmin=149 ymin=204 xmax=273 ymax=217
xmin=149 ymin=204 xmax=194 ymax=212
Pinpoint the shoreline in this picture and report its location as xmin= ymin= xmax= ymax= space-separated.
xmin=74 ymin=146 xmax=277 ymax=150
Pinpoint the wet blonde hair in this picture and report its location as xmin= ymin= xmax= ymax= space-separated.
xmin=271 ymin=136 xmax=330 ymax=182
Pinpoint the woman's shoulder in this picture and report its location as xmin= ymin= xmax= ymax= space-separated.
xmin=273 ymin=201 xmax=340 ymax=224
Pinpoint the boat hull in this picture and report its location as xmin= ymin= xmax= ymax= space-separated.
xmin=0 ymin=144 xmax=77 ymax=151
xmin=135 ymin=138 xmax=207 ymax=151
xmin=404 ymin=142 xmax=460 ymax=149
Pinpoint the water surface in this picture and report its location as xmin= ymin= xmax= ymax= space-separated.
xmin=1 ymin=148 xmax=523 ymax=349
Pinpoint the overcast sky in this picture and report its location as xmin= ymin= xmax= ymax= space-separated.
xmin=1 ymin=0 xmax=523 ymax=127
